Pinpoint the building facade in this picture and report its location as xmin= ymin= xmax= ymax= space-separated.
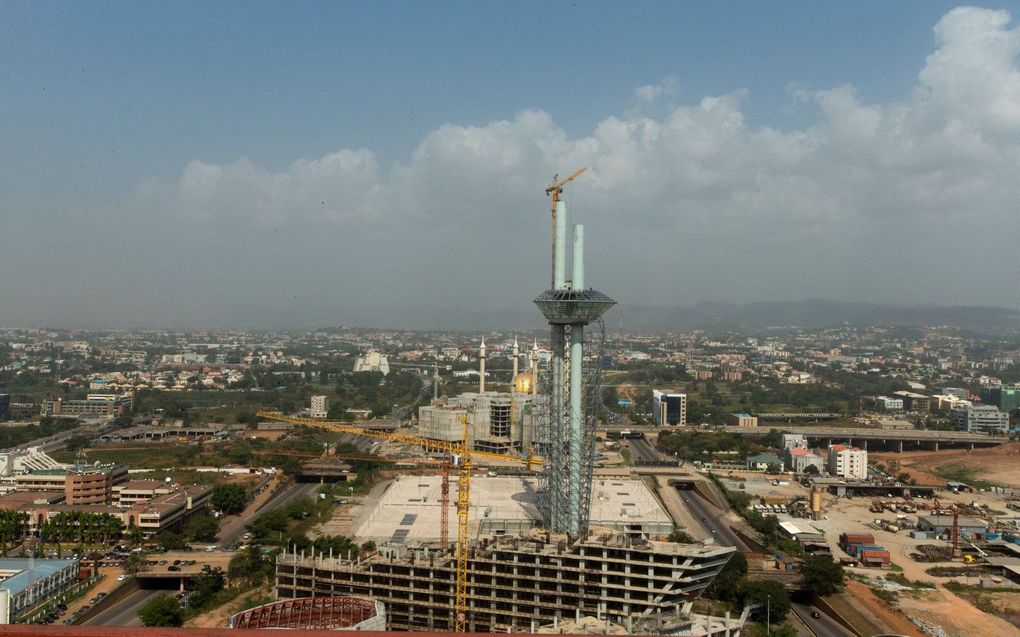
xmin=728 ymin=413 xmax=757 ymax=427
xmin=949 ymin=405 xmax=1010 ymax=434
xmin=418 ymin=392 xmax=543 ymax=454
xmin=44 ymin=393 xmax=133 ymax=418
xmin=310 ymin=395 xmax=329 ymax=419
xmin=827 ymin=444 xmax=867 ymax=479
xmin=651 ymin=390 xmax=687 ymax=426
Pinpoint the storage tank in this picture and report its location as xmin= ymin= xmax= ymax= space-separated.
xmin=810 ymin=487 xmax=823 ymax=520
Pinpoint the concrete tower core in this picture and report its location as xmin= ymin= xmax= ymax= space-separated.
xmin=534 ymin=198 xmax=615 ymax=538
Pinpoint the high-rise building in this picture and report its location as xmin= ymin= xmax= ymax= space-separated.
xmin=651 ymin=390 xmax=687 ymax=426
xmin=310 ymin=395 xmax=329 ymax=419
xmin=950 ymin=404 xmax=1010 ymax=434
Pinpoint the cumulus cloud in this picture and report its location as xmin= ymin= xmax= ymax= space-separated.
xmin=3 ymin=6 xmax=1020 ymax=328
xmin=633 ymin=75 xmax=679 ymax=103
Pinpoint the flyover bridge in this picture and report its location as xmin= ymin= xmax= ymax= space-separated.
xmin=721 ymin=426 xmax=1007 ymax=451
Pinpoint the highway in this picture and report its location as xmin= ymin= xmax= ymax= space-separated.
xmin=791 ymin=601 xmax=854 ymax=637
xmin=218 ymin=481 xmax=319 ymax=546
xmin=675 ymin=486 xmax=748 ymax=551
xmin=627 ymin=438 xmax=663 ymax=462
xmin=84 ymin=588 xmax=169 ymax=626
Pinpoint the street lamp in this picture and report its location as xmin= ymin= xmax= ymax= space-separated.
xmin=766 ymin=593 xmax=771 ymax=635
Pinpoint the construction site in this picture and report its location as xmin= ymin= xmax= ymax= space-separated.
xmin=258 ymin=171 xmax=740 ymax=635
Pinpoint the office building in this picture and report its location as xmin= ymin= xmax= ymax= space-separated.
xmin=652 ymin=390 xmax=687 ymax=426
xmin=44 ymin=393 xmax=133 ymax=418
xmin=0 ymin=558 xmax=80 ymax=623
xmin=982 ymin=386 xmax=1020 ymax=412
xmin=874 ymin=396 xmax=903 ymax=411
xmin=728 ymin=412 xmax=757 ymax=427
xmin=310 ymin=395 xmax=329 ymax=419
xmin=950 ymin=404 xmax=1010 ymax=434
xmin=892 ymin=391 xmax=931 ymax=412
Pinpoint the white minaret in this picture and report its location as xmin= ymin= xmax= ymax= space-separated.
xmin=512 ymin=337 xmax=520 ymax=381
xmin=478 ymin=338 xmax=486 ymax=393
xmin=530 ymin=339 xmax=539 ymax=395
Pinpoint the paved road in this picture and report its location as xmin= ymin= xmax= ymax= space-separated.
xmin=628 ymin=438 xmax=664 ymax=462
xmin=84 ymin=588 xmax=168 ymax=626
xmin=677 ymin=486 xmax=748 ymax=550
xmin=791 ymin=601 xmax=854 ymax=637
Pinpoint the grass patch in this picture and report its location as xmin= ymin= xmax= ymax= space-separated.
xmin=935 ymin=464 xmax=995 ymax=490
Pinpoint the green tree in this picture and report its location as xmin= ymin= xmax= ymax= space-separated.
xmin=183 ymin=513 xmax=220 ymax=542
xmin=763 ymin=429 xmax=784 ymax=449
xmin=799 ymin=555 xmax=845 ymax=596
xmin=706 ymin=552 xmax=748 ymax=602
xmin=156 ymin=530 xmax=186 ymax=550
xmin=803 ymin=464 xmax=820 ymax=476
xmin=138 ymin=594 xmax=183 ymax=627
xmin=737 ymin=580 xmax=790 ymax=623
xmin=188 ymin=566 xmax=225 ymax=609
xmin=122 ymin=553 xmax=146 ymax=575
xmin=228 ymin=545 xmax=274 ymax=583
xmin=211 ymin=483 xmax=248 ymax=515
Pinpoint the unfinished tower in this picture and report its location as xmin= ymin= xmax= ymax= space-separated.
xmin=534 ymin=174 xmax=615 ymax=538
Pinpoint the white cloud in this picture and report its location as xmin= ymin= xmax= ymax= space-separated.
xmin=633 ymin=75 xmax=679 ymax=103
xmin=4 ymin=6 xmax=1020 ymax=327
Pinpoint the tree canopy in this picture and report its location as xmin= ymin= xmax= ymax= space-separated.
xmin=799 ymin=555 xmax=845 ymax=596
xmin=138 ymin=595 xmax=183 ymax=627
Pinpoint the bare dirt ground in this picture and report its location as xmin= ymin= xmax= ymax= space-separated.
xmin=896 ymin=586 xmax=1020 ymax=636
xmin=871 ymin=443 xmax=1020 ymax=487
xmin=185 ymin=583 xmax=273 ymax=628
xmin=829 ymin=579 xmax=924 ymax=636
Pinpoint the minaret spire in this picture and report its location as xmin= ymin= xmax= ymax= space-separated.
xmin=478 ymin=338 xmax=486 ymax=393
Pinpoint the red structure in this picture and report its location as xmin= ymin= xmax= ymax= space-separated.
xmin=230 ymin=596 xmax=381 ymax=630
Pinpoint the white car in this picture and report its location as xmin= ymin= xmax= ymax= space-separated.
xmin=117 ymin=575 xmax=128 ymax=581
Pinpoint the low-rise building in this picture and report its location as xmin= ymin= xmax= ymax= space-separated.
xmin=917 ymin=515 xmax=988 ymax=537
xmin=874 ymin=396 xmax=903 ymax=412
xmin=44 ymin=393 xmax=133 ymax=418
xmin=746 ymin=453 xmax=784 ymax=472
xmin=787 ymin=448 xmax=825 ymax=474
xmin=892 ymin=391 xmax=931 ymax=412
xmin=0 ymin=558 xmax=80 ymax=623
xmin=728 ymin=413 xmax=757 ymax=427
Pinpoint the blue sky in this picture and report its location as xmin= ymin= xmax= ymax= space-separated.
xmin=2 ymin=2 xmax=1020 ymax=327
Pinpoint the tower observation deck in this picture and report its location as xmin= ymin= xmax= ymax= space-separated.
xmin=534 ymin=191 xmax=615 ymax=539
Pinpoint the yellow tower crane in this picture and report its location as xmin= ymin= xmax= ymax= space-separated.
xmin=545 ymin=166 xmax=588 ymax=287
xmin=255 ymin=411 xmax=542 ymax=632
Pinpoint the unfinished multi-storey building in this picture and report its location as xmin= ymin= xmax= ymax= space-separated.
xmin=277 ymin=531 xmax=736 ymax=632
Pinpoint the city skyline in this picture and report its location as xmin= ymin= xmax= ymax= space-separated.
xmin=3 ymin=3 xmax=1020 ymax=328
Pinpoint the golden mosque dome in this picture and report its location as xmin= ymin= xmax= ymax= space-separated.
xmin=513 ymin=372 xmax=534 ymax=393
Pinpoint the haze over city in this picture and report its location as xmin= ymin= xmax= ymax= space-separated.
xmin=3 ymin=2 xmax=1020 ymax=328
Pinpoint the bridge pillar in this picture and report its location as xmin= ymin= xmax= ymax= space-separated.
xmin=898 ymin=440 xmax=903 ymax=453
xmin=970 ymin=442 xmax=975 ymax=451
xmin=180 ymin=578 xmax=185 ymax=592
xmin=861 ymin=439 xmax=868 ymax=451
xmin=933 ymin=441 xmax=939 ymax=452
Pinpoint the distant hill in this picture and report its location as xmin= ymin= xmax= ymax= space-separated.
xmin=616 ymin=300 xmax=1020 ymax=331
xmin=339 ymin=299 xmax=1020 ymax=332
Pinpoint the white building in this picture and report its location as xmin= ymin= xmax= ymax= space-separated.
xmin=950 ymin=404 xmax=1009 ymax=434
xmin=782 ymin=433 xmax=807 ymax=450
xmin=353 ymin=350 xmax=390 ymax=376
xmin=310 ymin=395 xmax=329 ymax=419
xmin=827 ymin=444 xmax=867 ymax=479
xmin=874 ymin=396 xmax=903 ymax=411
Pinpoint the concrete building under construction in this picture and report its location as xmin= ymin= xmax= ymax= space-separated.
xmin=277 ymin=530 xmax=736 ymax=633
xmin=273 ymin=174 xmax=737 ymax=634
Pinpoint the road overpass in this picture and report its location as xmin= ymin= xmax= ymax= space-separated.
xmin=720 ymin=426 xmax=1008 ymax=451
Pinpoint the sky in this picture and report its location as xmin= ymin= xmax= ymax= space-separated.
xmin=2 ymin=2 xmax=1020 ymax=328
